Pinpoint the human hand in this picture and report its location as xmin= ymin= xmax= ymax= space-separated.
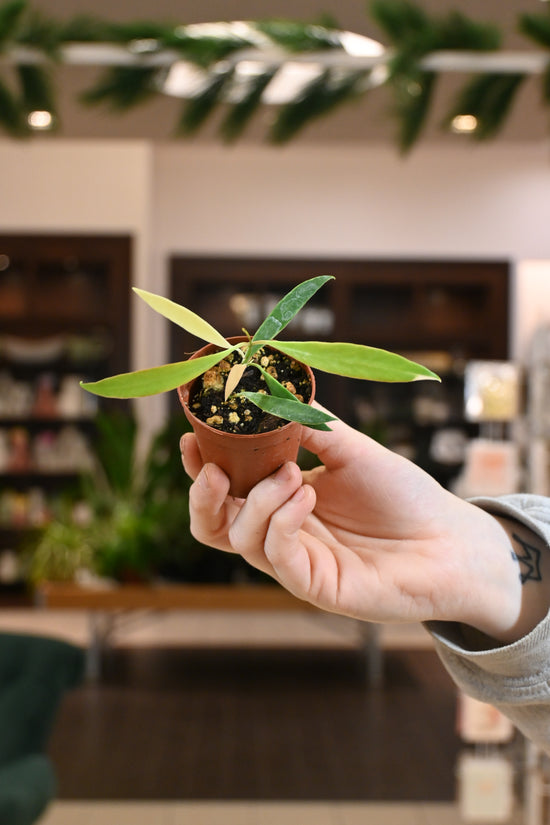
xmin=180 ymin=413 xmax=549 ymax=643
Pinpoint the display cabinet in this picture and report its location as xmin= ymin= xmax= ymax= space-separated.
xmin=0 ymin=234 xmax=131 ymax=599
xmin=169 ymin=256 xmax=510 ymax=491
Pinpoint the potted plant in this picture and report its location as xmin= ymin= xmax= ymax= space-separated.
xmin=24 ymin=412 xmax=211 ymax=585
xmin=81 ymin=276 xmax=439 ymax=496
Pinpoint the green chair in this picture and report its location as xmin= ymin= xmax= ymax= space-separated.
xmin=0 ymin=632 xmax=85 ymax=825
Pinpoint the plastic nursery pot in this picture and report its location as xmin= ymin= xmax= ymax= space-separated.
xmin=177 ymin=336 xmax=316 ymax=498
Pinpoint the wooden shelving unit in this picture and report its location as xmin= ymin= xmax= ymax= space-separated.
xmin=0 ymin=234 xmax=132 ymax=597
xmin=170 ymin=256 xmax=510 ymax=490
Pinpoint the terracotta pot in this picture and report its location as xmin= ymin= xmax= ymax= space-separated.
xmin=177 ymin=337 xmax=315 ymax=497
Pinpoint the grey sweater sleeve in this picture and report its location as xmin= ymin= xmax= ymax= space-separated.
xmin=426 ymin=494 xmax=550 ymax=753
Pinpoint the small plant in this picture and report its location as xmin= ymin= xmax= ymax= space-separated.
xmin=81 ymin=275 xmax=439 ymax=429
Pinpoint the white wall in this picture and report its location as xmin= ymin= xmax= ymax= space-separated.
xmin=152 ymin=140 xmax=550 ymax=391
xmin=0 ymin=139 xmax=161 ymax=437
xmin=152 ymin=141 xmax=550 ymax=259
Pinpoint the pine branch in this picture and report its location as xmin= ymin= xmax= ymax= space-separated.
xmin=371 ymin=0 xmax=500 ymax=151
xmin=255 ymin=19 xmax=342 ymax=52
xmin=0 ymin=74 xmax=27 ymax=134
xmin=176 ymin=67 xmax=234 ymax=135
xmin=81 ymin=66 xmax=161 ymax=110
xmin=519 ymin=11 xmax=550 ymax=50
xmin=162 ymin=28 xmax=253 ymax=68
xmin=17 ymin=63 xmax=56 ymax=115
xmin=394 ymin=71 xmax=435 ymax=152
xmin=0 ymin=0 xmax=26 ymax=49
xmin=220 ymin=67 xmax=278 ymax=142
xmin=270 ymin=68 xmax=369 ymax=144
xmin=444 ymin=73 xmax=525 ymax=139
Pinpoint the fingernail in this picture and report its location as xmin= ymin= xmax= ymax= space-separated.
xmin=197 ymin=465 xmax=210 ymax=491
xmin=292 ymin=485 xmax=306 ymax=502
xmin=274 ymin=462 xmax=293 ymax=483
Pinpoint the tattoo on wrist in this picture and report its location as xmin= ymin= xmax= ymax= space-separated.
xmin=512 ymin=532 xmax=542 ymax=585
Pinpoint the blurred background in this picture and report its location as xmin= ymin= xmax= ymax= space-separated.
xmin=0 ymin=1 xmax=549 ymax=823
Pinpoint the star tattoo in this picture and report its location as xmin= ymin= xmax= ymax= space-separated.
xmin=512 ymin=531 xmax=543 ymax=585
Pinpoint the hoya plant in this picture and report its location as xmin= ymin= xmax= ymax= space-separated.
xmin=81 ymin=275 xmax=439 ymax=430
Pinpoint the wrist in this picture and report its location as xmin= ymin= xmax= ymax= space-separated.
xmin=460 ymin=508 xmax=550 ymax=645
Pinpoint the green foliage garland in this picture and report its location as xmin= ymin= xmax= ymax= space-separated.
xmin=0 ymin=0 xmax=549 ymax=150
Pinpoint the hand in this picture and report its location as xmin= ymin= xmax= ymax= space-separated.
xmin=181 ymin=413 xmax=547 ymax=643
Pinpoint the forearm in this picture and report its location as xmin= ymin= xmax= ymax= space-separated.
xmin=427 ymin=494 xmax=550 ymax=753
xmin=468 ymin=508 xmax=550 ymax=645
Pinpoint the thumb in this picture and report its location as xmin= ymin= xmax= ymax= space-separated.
xmin=300 ymin=404 xmax=369 ymax=470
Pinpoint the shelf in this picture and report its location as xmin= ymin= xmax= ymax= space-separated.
xmin=170 ymin=255 xmax=510 ymax=488
xmin=0 ymin=233 xmax=131 ymax=560
xmin=0 ymin=471 xmax=82 ymax=485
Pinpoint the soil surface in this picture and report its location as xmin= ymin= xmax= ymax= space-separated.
xmin=189 ymin=346 xmax=312 ymax=434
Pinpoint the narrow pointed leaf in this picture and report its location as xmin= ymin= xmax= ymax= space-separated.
xmin=224 ymin=361 xmax=247 ymax=401
xmin=17 ymin=64 xmax=56 ymax=117
xmin=270 ymin=68 xmax=369 ymax=145
xmin=176 ymin=67 xmax=233 ymax=135
xmin=252 ymin=275 xmax=334 ymax=343
xmin=81 ymin=66 xmax=159 ymax=110
xmin=258 ymin=366 xmax=304 ymax=401
xmin=240 ymin=391 xmax=336 ymax=430
xmin=80 ymin=349 xmax=233 ymax=398
xmin=0 ymin=77 xmax=26 ymax=135
xmin=254 ymin=370 xmax=330 ymax=430
xmin=269 ymin=341 xmax=440 ymax=383
xmin=133 ymin=287 xmax=231 ymax=348
xmin=0 ymin=0 xmax=26 ymax=46
xmin=220 ymin=67 xmax=278 ymax=143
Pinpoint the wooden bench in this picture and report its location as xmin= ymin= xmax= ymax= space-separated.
xmin=35 ymin=582 xmax=382 ymax=683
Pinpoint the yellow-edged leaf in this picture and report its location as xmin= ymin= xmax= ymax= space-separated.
xmin=224 ymin=361 xmax=247 ymax=401
xmin=268 ymin=341 xmax=440 ymax=383
xmin=133 ymin=287 xmax=230 ymax=348
xmin=80 ymin=349 xmax=233 ymax=398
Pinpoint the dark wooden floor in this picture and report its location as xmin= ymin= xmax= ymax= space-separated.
xmin=48 ymin=645 xmax=460 ymax=801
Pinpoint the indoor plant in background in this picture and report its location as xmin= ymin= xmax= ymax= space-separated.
xmin=25 ymin=412 xmax=206 ymax=585
xmin=81 ymin=276 xmax=439 ymax=496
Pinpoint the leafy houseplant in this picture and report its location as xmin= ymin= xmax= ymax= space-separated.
xmin=81 ymin=276 xmax=439 ymax=495
xmin=25 ymin=412 xmax=208 ymax=584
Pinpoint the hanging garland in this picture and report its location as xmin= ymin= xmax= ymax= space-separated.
xmin=1 ymin=0 xmax=550 ymax=151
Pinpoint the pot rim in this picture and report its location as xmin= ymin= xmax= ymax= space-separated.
xmin=177 ymin=336 xmax=316 ymax=438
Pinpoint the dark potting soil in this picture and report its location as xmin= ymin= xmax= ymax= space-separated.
xmin=189 ymin=346 xmax=312 ymax=434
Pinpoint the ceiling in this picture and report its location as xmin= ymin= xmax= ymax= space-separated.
xmin=18 ymin=0 xmax=550 ymax=145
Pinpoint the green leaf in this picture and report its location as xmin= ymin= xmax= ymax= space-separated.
xmin=163 ymin=27 xmax=253 ymax=68
xmin=176 ymin=66 xmax=234 ymax=135
xmin=394 ymin=71 xmax=435 ymax=154
xmin=269 ymin=341 xmax=440 ymax=383
xmin=520 ymin=12 xmax=550 ymax=49
xmin=258 ymin=366 xmax=303 ymax=401
xmin=81 ymin=66 xmax=160 ymax=110
xmin=444 ymin=73 xmax=524 ymax=140
xmin=255 ymin=20 xmax=341 ymax=52
xmin=0 ymin=75 xmax=26 ymax=135
xmin=80 ymin=349 xmax=233 ymax=398
xmin=133 ymin=287 xmax=231 ymax=348
xmin=252 ymin=275 xmax=334 ymax=343
xmin=240 ymin=391 xmax=336 ymax=430
xmin=17 ymin=64 xmax=56 ymax=117
xmin=220 ymin=67 xmax=278 ymax=143
xmin=270 ymin=68 xmax=369 ymax=145
xmin=0 ymin=0 xmax=26 ymax=48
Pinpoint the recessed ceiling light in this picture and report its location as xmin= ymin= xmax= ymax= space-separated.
xmin=27 ymin=110 xmax=54 ymax=130
xmin=451 ymin=114 xmax=478 ymax=134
